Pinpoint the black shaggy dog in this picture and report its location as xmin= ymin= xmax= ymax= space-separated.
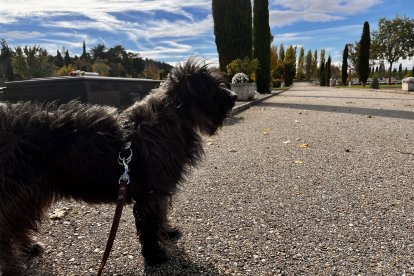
xmin=0 ymin=59 xmax=237 ymax=275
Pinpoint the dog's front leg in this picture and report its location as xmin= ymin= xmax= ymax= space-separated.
xmin=133 ymin=196 xmax=169 ymax=265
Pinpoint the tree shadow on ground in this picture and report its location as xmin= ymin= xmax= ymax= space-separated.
xmin=259 ymin=102 xmax=414 ymax=120
xmin=281 ymin=95 xmax=414 ymax=101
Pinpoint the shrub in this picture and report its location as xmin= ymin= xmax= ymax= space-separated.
xmin=226 ymin=57 xmax=260 ymax=81
xmin=232 ymin=72 xmax=249 ymax=84
xmin=271 ymin=79 xmax=281 ymax=88
xmin=370 ymin=76 xmax=380 ymax=89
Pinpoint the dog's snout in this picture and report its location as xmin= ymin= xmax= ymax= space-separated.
xmin=223 ymin=88 xmax=237 ymax=101
xmin=231 ymin=92 xmax=237 ymax=101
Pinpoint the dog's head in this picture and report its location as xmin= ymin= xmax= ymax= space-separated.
xmin=164 ymin=58 xmax=237 ymax=135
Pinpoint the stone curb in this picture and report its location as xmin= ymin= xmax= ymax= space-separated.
xmin=231 ymin=90 xmax=285 ymax=115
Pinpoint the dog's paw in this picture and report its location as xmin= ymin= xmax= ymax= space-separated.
xmin=22 ymin=241 xmax=45 ymax=259
xmin=29 ymin=242 xmax=45 ymax=257
xmin=142 ymin=245 xmax=168 ymax=266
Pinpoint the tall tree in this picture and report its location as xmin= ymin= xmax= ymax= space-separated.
xmin=0 ymin=39 xmax=14 ymax=81
xmin=312 ymin=49 xmax=318 ymax=79
xmin=372 ymin=16 xmax=414 ymax=84
xmin=80 ymin=41 xmax=88 ymax=59
xmin=305 ymin=49 xmax=312 ymax=81
xmin=213 ymin=0 xmax=252 ymax=71
xmin=319 ymin=49 xmax=325 ymax=80
xmin=253 ymin=0 xmax=271 ymax=93
xmin=64 ymin=50 xmax=72 ymax=67
xmin=297 ymin=47 xmax=305 ymax=80
xmin=325 ymin=56 xmax=331 ymax=86
xmin=270 ymin=45 xmax=278 ymax=78
xmin=284 ymin=45 xmax=296 ymax=86
xmin=358 ymin=21 xmax=371 ymax=86
xmin=279 ymin=44 xmax=285 ymax=63
xmin=54 ymin=50 xmax=64 ymax=68
xmin=342 ymin=44 xmax=349 ymax=85
xmin=398 ymin=63 xmax=403 ymax=79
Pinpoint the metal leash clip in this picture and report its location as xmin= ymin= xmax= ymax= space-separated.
xmin=118 ymin=145 xmax=133 ymax=185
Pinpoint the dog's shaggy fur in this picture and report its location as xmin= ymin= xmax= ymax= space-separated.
xmin=0 ymin=59 xmax=236 ymax=275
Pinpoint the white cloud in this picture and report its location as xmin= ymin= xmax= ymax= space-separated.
xmin=0 ymin=31 xmax=45 ymax=40
xmin=270 ymin=0 xmax=382 ymax=27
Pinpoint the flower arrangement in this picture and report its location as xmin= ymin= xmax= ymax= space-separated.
xmin=231 ymin=72 xmax=249 ymax=84
xmin=402 ymin=77 xmax=414 ymax=84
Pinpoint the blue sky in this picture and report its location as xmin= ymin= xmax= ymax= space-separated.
xmin=0 ymin=0 xmax=413 ymax=68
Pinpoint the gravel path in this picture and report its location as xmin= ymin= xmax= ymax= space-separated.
xmin=29 ymin=83 xmax=414 ymax=275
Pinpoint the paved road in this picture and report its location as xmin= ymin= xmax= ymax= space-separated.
xmin=30 ymin=83 xmax=414 ymax=275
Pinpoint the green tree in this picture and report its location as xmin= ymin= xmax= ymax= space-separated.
xmin=398 ymin=63 xmax=403 ymax=79
xmin=270 ymin=45 xmax=278 ymax=77
xmin=80 ymin=41 xmax=88 ymax=59
xmin=297 ymin=47 xmax=305 ymax=80
xmin=325 ymin=56 xmax=331 ymax=86
xmin=12 ymin=45 xmax=54 ymax=79
xmin=372 ymin=16 xmax=414 ymax=84
xmin=305 ymin=49 xmax=312 ymax=81
xmin=0 ymin=39 xmax=14 ymax=81
xmin=54 ymin=50 xmax=64 ymax=68
xmin=64 ymin=50 xmax=72 ymax=67
xmin=253 ymin=0 xmax=271 ymax=93
xmin=279 ymin=43 xmax=285 ymax=63
xmin=319 ymin=49 xmax=325 ymax=80
xmin=91 ymin=44 xmax=107 ymax=61
xmin=312 ymin=49 xmax=318 ymax=79
xmin=358 ymin=21 xmax=371 ymax=86
xmin=319 ymin=58 xmax=325 ymax=86
xmin=348 ymin=42 xmax=359 ymax=82
xmin=213 ymin=0 xmax=252 ymax=71
xmin=342 ymin=44 xmax=349 ymax=85
xmin=284 ymin=45 xmax=296 ymax=86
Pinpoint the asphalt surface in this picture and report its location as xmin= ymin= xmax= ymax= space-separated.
xmin=28 ymin=82 xmax=414 ymax=275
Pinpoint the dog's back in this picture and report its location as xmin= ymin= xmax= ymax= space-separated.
xmin=0 ymin=101 xmax=125 ymax=200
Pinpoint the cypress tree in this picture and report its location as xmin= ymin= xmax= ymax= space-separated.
xmin=342 ymin=44 xmax=348 ymax=85
xmin=312 ymin=50 xmax=318 ymax=79
xmin=213 ymin=0 xmax=252 ymax=71
xmin=358 ymin=21 xmax=370 ymax=86
xmin=55 ymin=50 xmax=64 ymax=68
xmin=64 ymin=50 xmax=72 ymax=67
xmin=319 ymin=49 xmax=325 ymax=81
xmin=297 ymin=47 xmax=305 ymax=80
xmin=320 ymin=60 xmax=325 ymax=86
xmin=0 ymin=39 xmax=14 ymax=81
xmin=81 ymin=41 xmax=87 ymax=59
xmin=398 ymin=63 xmax=403 ymax=79
xmin=253 ymin=0 xmax=271 ymax=93
xmin=325 ymin=56 xmax=331 ymax=86
xmin=279 ymin=44 xmax=285 ymax=63
xmin=284 ymin=46 xmax=296 ymax=86
xmin=305 ymin=49 xmax=312 ymax=81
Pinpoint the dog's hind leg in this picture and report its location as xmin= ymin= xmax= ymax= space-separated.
xmin=0 ymin=183 xmax=48 ymax=275
xmin=0 ymin=233 xmax=27 ymax=276
xmin=133 ymin=194 xmax=171 ymax=265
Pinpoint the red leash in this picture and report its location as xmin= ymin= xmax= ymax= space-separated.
xmin=97 ymin=146 xmax=132 ymax=276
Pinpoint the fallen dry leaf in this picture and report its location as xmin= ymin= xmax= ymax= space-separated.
xmin=283 ymin=140 xmax=291 ymax=144
xmin=229 ymin=149 xmax=237 ymax=152
xmin=294 ymin=160 xmax=303 ymax=164
xmin=49 ymin=209 xmax=67 ymax=220
xmin=297 ymin=143 xmax=310 ymax=148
